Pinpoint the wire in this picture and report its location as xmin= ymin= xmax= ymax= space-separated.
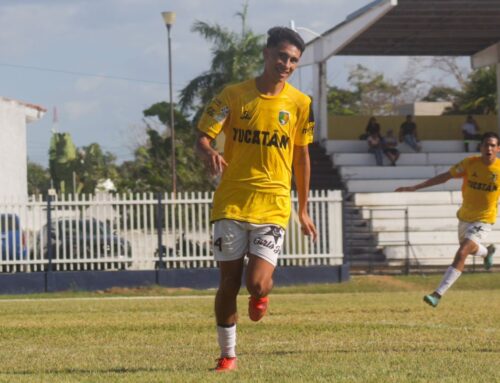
xmin=0 ymin=62 xmax=175 ymax=86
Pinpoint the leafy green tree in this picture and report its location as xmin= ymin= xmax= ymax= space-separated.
xmin=27 ymin=162 xmax=50 ymax=195
xmin=49 ymin=132 xmax=77 ymax=193
xmin=179 ymin=2 xmax=264 ymax=120
xmin=445 ymin=66 xmax=497 ymax=115
xmin=116 ymin=102 xmax=213 ymax=193
xmin=327 ymin=65 xmax=405 ymax=116
xmin=75 ymin=143 xmax=118 ymax=194
xmin=348 ymin=64 xmax=400 ymax=115
xmin=327 ymin=86 xmax=360 ymax=115
xmin=422 ymin=86 xmax=460 ymax=102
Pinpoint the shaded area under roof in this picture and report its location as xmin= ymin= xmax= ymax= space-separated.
xmin=335 ymin=0 xmax=500 ymax=56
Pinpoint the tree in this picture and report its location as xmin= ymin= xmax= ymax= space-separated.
xmin=75 ymin=143 xmax=118 ymax=194
xmin=327 ymin=86 xmax=360 ymax=115
xmin=328 ymin=65 xmax=408 ymax=116
xmin=27 ymin=162 xmax=50 ymax=195
xmin=179 ymin=2 xmax=264 ymax=121
xmin=422 ymin=85 xmax=460 ymax=102
xmin=49 ymin=132 xmax=77 ymax=193
xmin=348 ymin=64 xmax=402 ymax=115
xmin=116 ymin=102 xmax=213 ymax=193
xmin=446 ymin=66 xmax=497 ymax=115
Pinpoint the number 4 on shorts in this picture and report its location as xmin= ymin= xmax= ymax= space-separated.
xmin=214 ymin=237 xmax=222 ymax=252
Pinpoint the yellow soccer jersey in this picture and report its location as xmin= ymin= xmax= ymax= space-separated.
xmin=197 ymin=79 xmax=314 ymax=228
xmin=449 ymin=156 xmax=500 ymax=223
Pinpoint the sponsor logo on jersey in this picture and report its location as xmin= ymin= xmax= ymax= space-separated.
xmin=278 ymin=110 xmax=290 ymax=125
xmin=206 ymin=104 xmax=229 ymax=123
xmin=467 ymin=180 xmax=498 ymax=192
xmin=232 ymin=128 xmax=290 ymax=149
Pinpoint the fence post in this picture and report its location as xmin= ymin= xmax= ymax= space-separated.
xmin=156 ymin=193 xmax=164 ymax=284
xmin=404 ymin=208 xmax=410 ymax=275
xmin=45 ymin=195 xmax=53 ymax=292
xmin=327 ymin=190 xmax=343 ymax=266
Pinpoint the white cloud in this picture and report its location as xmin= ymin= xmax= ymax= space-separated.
xmin=63 ymin=100 xmax=99 ymax=121
xmin=0 ymin=3 xmax=81 ymax=57
xmin=75 ymin=77 xmax=106 ymax=92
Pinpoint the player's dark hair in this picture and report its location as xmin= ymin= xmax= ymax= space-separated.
xmin=481 ymin=131 xmax=500 ymax=145
xmin=266 ymin=27 xmax=306 ymax=54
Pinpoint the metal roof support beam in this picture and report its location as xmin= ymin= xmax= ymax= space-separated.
xmin=311 ymin=61 xmax=328 ymax=142
xmin=471 ymin=42 xmax=500 ymax=134
xmin=299 ymin=0 xmax=397 ymax=141
xmin=299 ymin=0 xmax=398 ymax=67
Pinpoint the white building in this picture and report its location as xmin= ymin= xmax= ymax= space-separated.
xmin=395 ymin=102 xmax=453 ymax=116
xmin=0 ymin=97 xmax=46 ymax=199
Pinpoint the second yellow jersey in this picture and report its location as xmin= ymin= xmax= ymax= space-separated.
xmin=197 ymin=79 xmax=314 ymax=228
xmin=449 ymin=156 xmax=500 ymax=223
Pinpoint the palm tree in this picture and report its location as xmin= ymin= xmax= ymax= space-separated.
xmin=179 ymin=2 xmax=264 ymax=119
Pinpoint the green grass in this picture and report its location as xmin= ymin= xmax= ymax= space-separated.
xmin=0 ymin=274 xmax=498 ymax=382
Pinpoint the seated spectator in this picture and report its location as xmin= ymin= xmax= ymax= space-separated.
xmin=359 ymin=116 xmax=381 ymax=140
xmin=382 ymin=129 xmax=400 ymax=166
xmin=399 ymin=114 xmax=421 ymax=152
xmin=367 ymin=131 xmax=383 ymax=166
xmin=462 ymin=115 xmax=481 ymax=152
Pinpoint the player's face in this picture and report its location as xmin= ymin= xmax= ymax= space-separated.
xmin=263 ymin=41 xmax=301 ymax=83
xmin=480 ymin=137 xmax=500 ymax=163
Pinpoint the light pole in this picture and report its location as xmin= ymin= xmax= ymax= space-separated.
xmin=162 ymin=11 xmax=176 ymax=194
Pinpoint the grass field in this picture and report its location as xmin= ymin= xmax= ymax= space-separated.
xmin=0 ymin=274 xmax=498 ymax=382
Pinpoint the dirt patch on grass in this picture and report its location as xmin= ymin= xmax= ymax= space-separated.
xmin=359 ymin=275 xmax=425 ymax=291
xmin=96 ymin=286 xmax=196 ymax=296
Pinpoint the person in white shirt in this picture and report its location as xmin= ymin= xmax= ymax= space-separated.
xmin=462 ymin=115 xmax=481 ymax=152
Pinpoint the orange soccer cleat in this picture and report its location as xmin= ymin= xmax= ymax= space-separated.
xmin=214 ymin=356 xmax=237 ymax=372
xmin=248 ymin=296 xmax=269 ymax=322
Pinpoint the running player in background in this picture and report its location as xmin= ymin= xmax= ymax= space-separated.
xmin=196 ymin=26 xmax=317 ymax=371
xmin=395 ymin=132 xmax=499 ymax=307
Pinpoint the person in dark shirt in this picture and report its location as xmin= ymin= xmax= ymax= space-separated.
xmin=399 ymin=114 xmax=421 ymax=152
xmin=365 ymin=116 xmax=381 ymax=137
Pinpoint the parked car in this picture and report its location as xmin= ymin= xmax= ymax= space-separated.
xmin=40 ymin=218 xmax=132 ymax=268
xmin=0 ymin=214 xmax=27 ymax=261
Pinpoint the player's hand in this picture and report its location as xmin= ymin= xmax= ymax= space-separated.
xmin=395 ymin=186 xmax=417 ymax=192
xmin=299 ymin=212 xmax=317 ymax=242
xmin=206 ymin=151 xmax=228 ymax=176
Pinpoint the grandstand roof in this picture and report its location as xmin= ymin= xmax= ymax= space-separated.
xmin=307 ymin=0 xmax=500 ymax=57
xmin=340 ymin=0 xmax=500 ymax=56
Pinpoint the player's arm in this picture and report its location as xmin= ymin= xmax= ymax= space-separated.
xmin=395 ymin=171 xmax=453 ymax=192
xmin=195 ymin=131 xmax=227 ymax=176
xmin=293 ymin=144 xmax=318 ymax=241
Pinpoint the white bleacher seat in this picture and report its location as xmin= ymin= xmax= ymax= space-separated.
xmin=340 ymin=166 xmax=437 ymax=180
xmin=377 ymin=231 xmax=500 ymax=245
xmin=348 ymin=191 xmax=500 ymax=267
xmin=325 ymin=140 xmax=471 ymax=154
xmin=358 ymin=205 xmax=459 ymax=219
xmin=346 ymin=178 xmax=462 ymax=193
xmin=383 ymin=245 xmax=483 ymax=266
xmin=353 ymin=192 xmax=463 ymax=206
xmin=333 ymin=152 xmax=475 ymax=167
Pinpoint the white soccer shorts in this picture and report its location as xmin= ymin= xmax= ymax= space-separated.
xmin=212 ymin=219 xmax=285 ymax=266
xmin=458 ymin=220 xmax=492 ymax=245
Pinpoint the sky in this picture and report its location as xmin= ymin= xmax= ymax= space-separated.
xmin=1 ymin=0 xmax=467 ymax=166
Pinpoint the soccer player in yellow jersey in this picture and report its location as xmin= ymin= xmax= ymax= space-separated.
xmin=196 ymin=26 xmax=317 ymax=371
xmin=396 ymin=132 xmax=499 ymax=307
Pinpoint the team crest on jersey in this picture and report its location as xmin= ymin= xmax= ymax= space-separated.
xmin=215 ymin=106 xmax=230 ymax=122
xmin=278 ymin=111 xmax=290 ymax=125
xmin=490 ymin=173 xmax=497 ymax=183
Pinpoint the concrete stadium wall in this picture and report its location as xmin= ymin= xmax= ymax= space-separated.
xmin=328 ymin=115 xmax=498 ymax=140
xmin=0 ymin=265 xmax=350 ymax=294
